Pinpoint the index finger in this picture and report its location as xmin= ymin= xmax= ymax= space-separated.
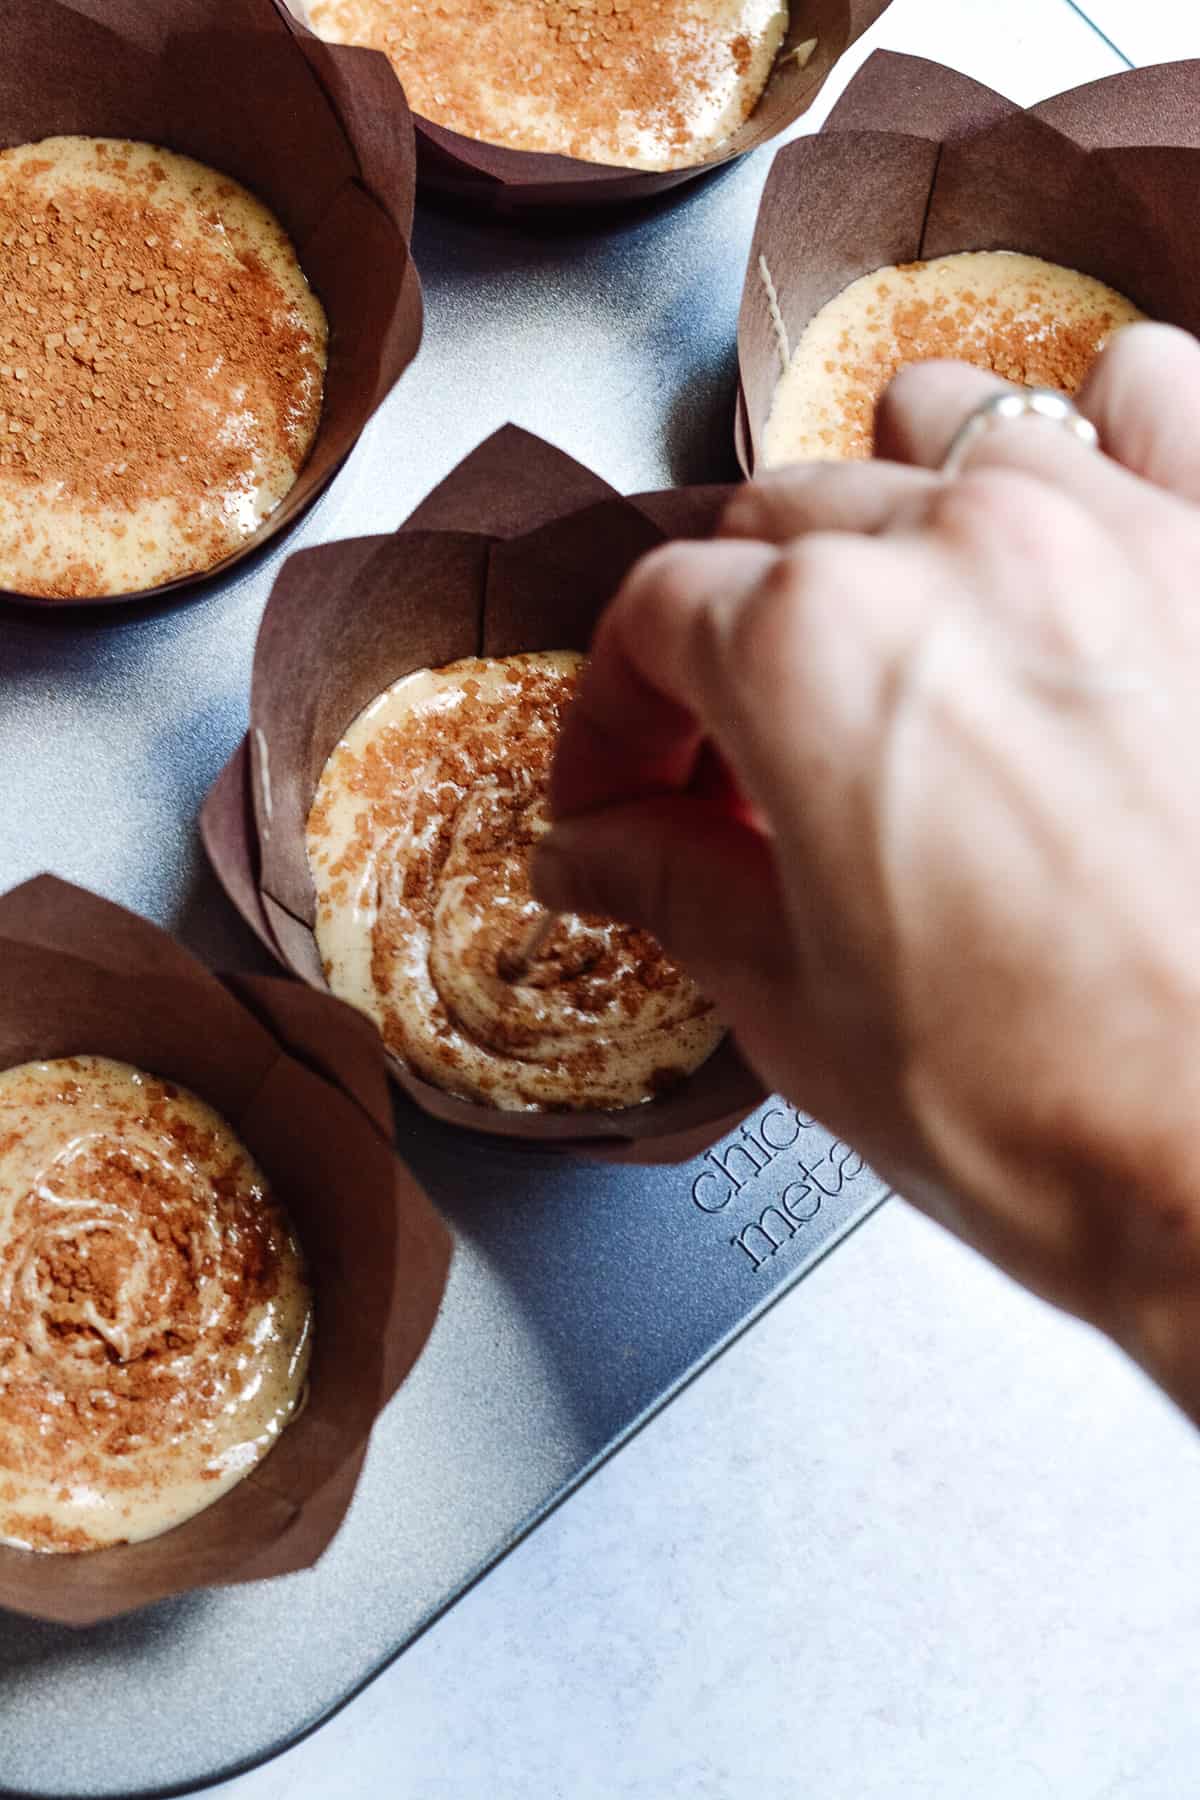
xmin=550 ymin=525 xmax=907 ymax=854
xmin=549 ymin=539 xmax=777 ymax=821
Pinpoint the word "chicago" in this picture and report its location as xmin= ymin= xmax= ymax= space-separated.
xmin=691 ymin=1105 xmax=863 ymax=1271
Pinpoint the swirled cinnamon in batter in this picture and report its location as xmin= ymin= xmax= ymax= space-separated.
xmin=0 ymin=137 xmax=327 ymax=600
xmin=306 ymin=0 xmax=789 ymax=172
xmin=305 ymin=652 xmax=724 ymax=1111
xmin=0 ymin=1058 xmax=312 ymax=1553
xmin=762 ymin=251 xmax=1144 ymax=466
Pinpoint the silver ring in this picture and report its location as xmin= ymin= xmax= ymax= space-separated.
xmin=939 ymin=387 xmax=1100 ymax=478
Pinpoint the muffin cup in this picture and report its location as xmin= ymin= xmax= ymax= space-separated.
xmin=202 ymin=425 xmax=766 ymax=1160
xmin=288 ymin=0 xmax=892 ymax=215
xmin=736 ymin=52 xmax=1200 ymax=472
xmin=0 ymin=875 xmax=452 ymax=1626
xmin=0 ymin=0 xmax=423 ymax=610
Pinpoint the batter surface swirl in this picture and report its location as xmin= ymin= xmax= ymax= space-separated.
xmin=0 ymin=1058 xmax=312 ymax=1553
xmin=306 ymin=653 xmax=724 ymax=1111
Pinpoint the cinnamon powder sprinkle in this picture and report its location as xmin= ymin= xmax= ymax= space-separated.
xmin=0 ymin=137 xmax=327 ymax=600
xmin=306 ymin=653 xmax=724 ymax=1111
xmin=0 ymin=1057 xmax=312 ymax=1553
xmin=309 ymin=0 xmax=789 ymax=172
xmin=762 ymin=250 xmax=1145 ymax=467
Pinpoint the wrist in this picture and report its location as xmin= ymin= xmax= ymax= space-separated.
xmin=907 ymin=1048 xmax=1200 ymax=1423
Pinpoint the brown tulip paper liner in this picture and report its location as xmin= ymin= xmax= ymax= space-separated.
xmin=0 ymin=0 xmax=423 ymax=612
xmin=287 ymin=0 xmax=891 ymax=216
xmin=0 ymin=875 xmax=452 ymax=1627
xmin=201 ymin=426 xmax=765 ymax=1161
xmin=735 ymin=52 xmax=1200 ymax=473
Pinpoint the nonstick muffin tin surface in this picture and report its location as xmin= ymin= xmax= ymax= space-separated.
xmin=0 ymin=169 xmax=888 ymax=1800
xmin=0 ymin=106 xmax=889 ymax=1800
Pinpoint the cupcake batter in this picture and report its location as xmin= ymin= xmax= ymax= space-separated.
xmin=0 ymin=1057 xmax=312 ymax=1553
xmin=0 ymin=137 xmax=327 ymax=599
xmin=305 ymin=652 xmax=725 ymax=1111
xmin=762 ymin=251 xmax=1143 ymax=466
xmin=306 ymin=0 xmax=789 ymax=171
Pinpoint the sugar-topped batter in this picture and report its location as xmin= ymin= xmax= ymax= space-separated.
xmin=762 ymin=251 xmax=1144 ymax=466
xmin=0 ymin=1057 xmax=312 ymax=1553
xmin=306 ymin=0 xmax=789 ymax=171
xmin=0 ymin=137 xmax=327 ymax=599
xmin=305 ymin=652 xmax=725 ymax=1111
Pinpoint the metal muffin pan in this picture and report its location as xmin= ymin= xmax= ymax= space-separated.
xmin=0 ymin=159 xmax=891 ymax=1792
xmin=1 ymin=0 xmax=1131 ymax=1780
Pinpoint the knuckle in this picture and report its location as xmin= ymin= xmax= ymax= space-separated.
xmin=717 ymin=537 xmax=860 ymax=684
xmin=722 ymin=546 xmax=809 ymax=669
xmin=928 ymin=466 xmax=1061 ymax=555
xmin=929 ymin=469 xmax=1126 ymax=663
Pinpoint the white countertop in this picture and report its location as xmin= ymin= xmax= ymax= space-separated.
xmin=216 ymin=3 xmax=1200 ymax=1795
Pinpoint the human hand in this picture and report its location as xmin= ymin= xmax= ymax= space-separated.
xmin=535 ymin=323 xmax=1200 ymax=1419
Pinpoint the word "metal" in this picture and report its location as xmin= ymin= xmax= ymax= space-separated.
xmin=690 ymin=1105 xmax=864 ymax=1271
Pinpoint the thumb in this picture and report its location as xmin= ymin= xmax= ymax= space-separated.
xmin=531 ymin=794 xmax=792 ymax=1019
